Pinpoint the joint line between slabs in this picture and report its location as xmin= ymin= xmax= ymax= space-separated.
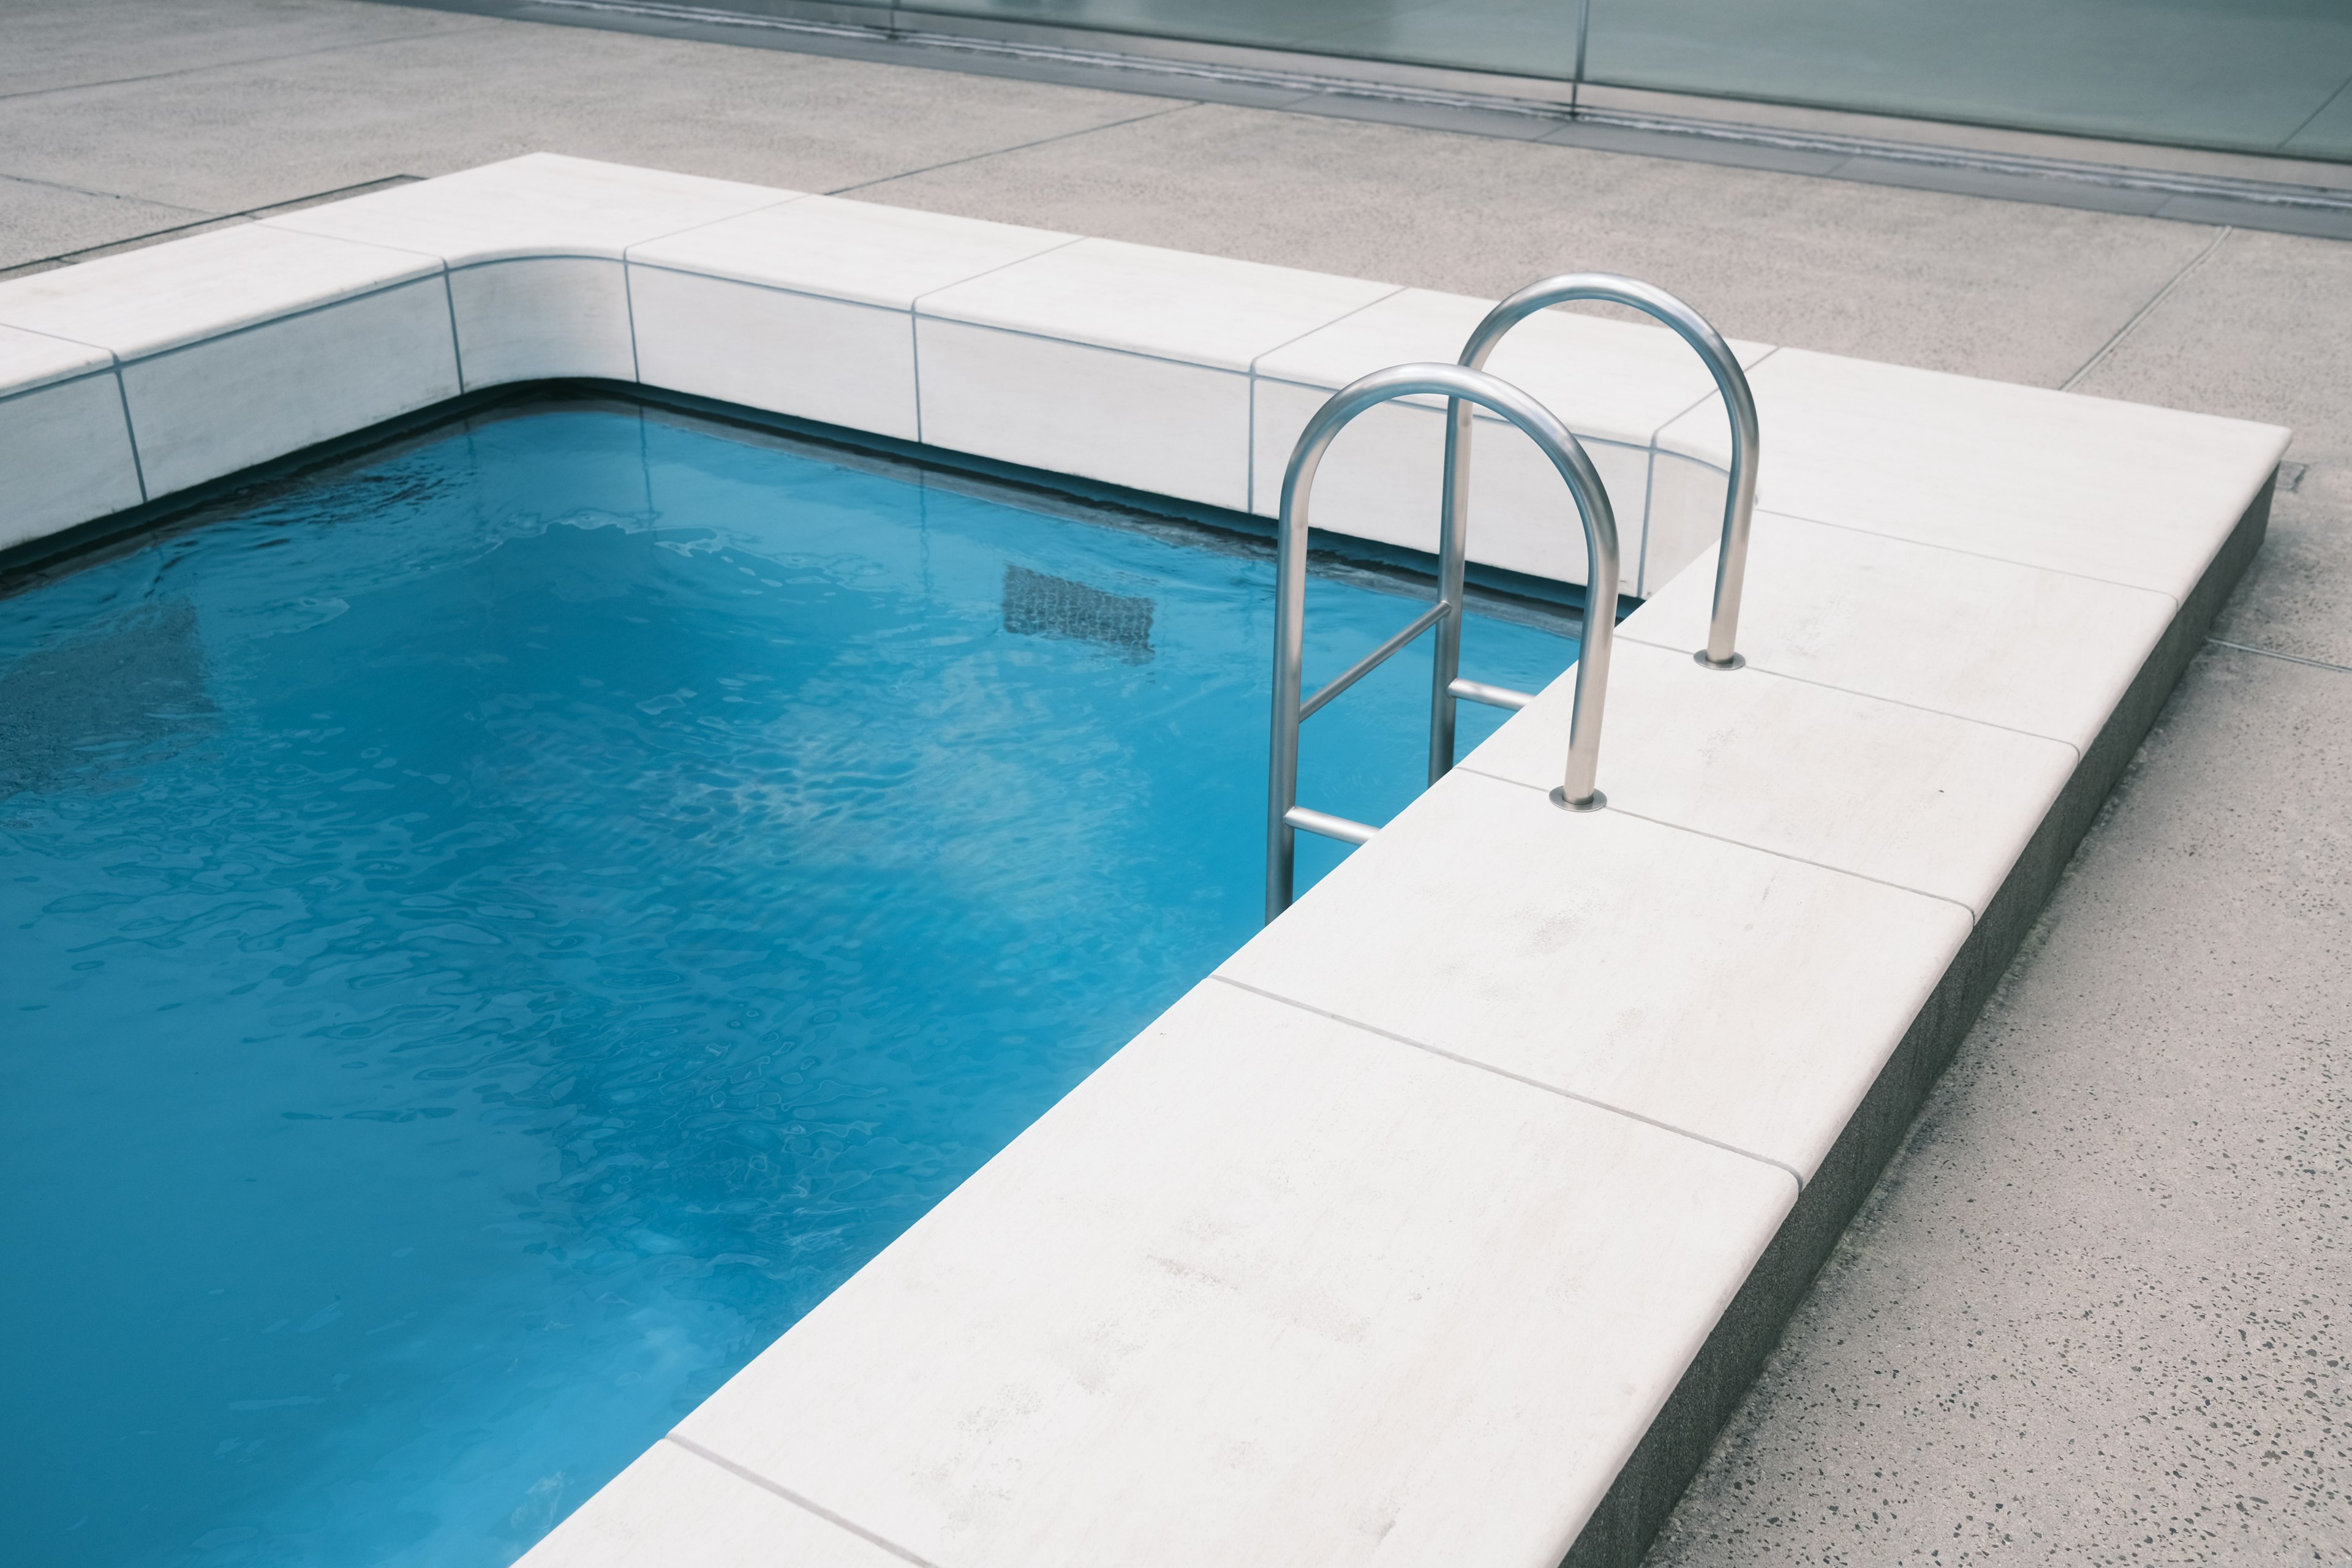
xmin=2060 ymin=225 xmax=2234 ymax=392
xmin=1210 ymin=973 xmax=1807 ymax=1193
xmin=2206 ymin=636 xmax=2352 ymax=675
xmin=826 ymin=100 xmax=1202 ymax=195
xmin=662 ymin=1434 xmax=943 ymax=1568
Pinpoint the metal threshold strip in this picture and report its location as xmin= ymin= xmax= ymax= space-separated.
xmin=518 ymin=0 xmax=2352 ymax=217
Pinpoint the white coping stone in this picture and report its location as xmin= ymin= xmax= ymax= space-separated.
xmin=665 ymin=979 xmax=1796 ymax=1568
xmin=916 ymin=236 xmax=1401 ymax=372
xmin=914 ymin=318 xmax=1251 ymax=509
xmin=913 ymin=239 xmax=1396 ymax=511
xmin=1218 ymin=769 xmax=1973 ymax=1182
xmin=120 ymin=279 xmax=461 ymax=497
xmin=0 ymin=364 xmax=144 ymax=549
xmin=263 ymin=152 xmax=796 ymax=264
xmin=1642 ymin=448 xmax=1739 ymax=598
xmin=266 ymin=154 xmax=800 ymax=394
xmin=1248 ymin=289 xmax=1772 ymax=592
xmin=627 ymin=194 xmax=1077 ymax=309
xmin=0 ymin=223 xmax=440 ymax=360
xmin=1248 ymin=376 xmax=1645 ymax=587
xmin=627 ymin=197 xmax=1079 ymax=441
xmin=1460 ymin=638 xmax=2076 ymax=918
xmin=513 ymin=1438 xmax=908 ymax=1568
xmin=0 ymin=320 xmax=113 ymax=396
xmin=1621 ymin=510 xmax=2181 ymax=754
xmin=447 ymin=257 xmax=638 ymax=388
xmin=1654 ymin=347 xmax=2290 ymax=599
xmin=1253 ymin=286 xmax=1774 ymax=442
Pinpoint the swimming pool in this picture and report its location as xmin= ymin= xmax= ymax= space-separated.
xmin=0 ymin=398 xmax=1578 ymax=1567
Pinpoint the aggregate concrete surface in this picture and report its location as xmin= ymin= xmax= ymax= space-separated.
xmin=5 ymin=2 xmax=2346 ymax=1561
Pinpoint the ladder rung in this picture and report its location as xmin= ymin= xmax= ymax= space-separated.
xmin=1300 ymin=600 xmax=1452 ymax=721
xmin=1449 ymin=677 xmax=1536 ymax=711
xmin=1283 ymin=805 xmax=1378 ymax=846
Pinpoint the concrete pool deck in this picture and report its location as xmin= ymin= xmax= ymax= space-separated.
xmin=4 ymin=3 xmax=2348 ymax=1562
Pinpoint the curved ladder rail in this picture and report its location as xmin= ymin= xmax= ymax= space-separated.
xmin=1428 ymin=273 xmax=1759 ymax=785
xmin=1268 ymin=362 xmax=1620 ymax=922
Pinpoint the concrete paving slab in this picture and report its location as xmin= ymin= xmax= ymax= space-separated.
xmin=2072 ymin=228 xmax=2352 ymax=670
xmin=0 ymin=10 xmax=1175 ymax=215
xmin=0 ymin=173 xmax=210 ymax=273
xmin=0 ymin=0 xmax=491 ymax=97
xmin=855 ymin=103 xmax=2227 ymax=388
xmin=1646 ymin=643 xmax=2352 ymax=1564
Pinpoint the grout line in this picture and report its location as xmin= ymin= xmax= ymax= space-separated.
xmin=438 ymin=270 xmax=469 ymax=391
xmin=879 ymin=311 xmax=1256 ymax=375
xmin=909 ymin=309 xmax=925 ymax=443
xmin=1635 ymin=443 xmax=1657 ymax=597
xmin=2059 ymin=226 xmax=2234 ymax=391
xmin=1611 ymin=630 xmax=2086 ymax=755
xmin=906 ymin=232 xmax=1087 ymax=314
xmin=662 ymin=1435 xmax=943 ymax=1568
xmin=620 ymin=257 xmax=645 ymax=383
xmin=823 ymin=100 xmax=1202 ymax=196
xmin=1451 ymin=763 xmax=1986 ymax=922
xmin=902 ymin=233 xmax=1093 ymax=445
xmin=1242 ymin=282 xmax=1408 ymax=514
xmin=111 ymin=368 xmax=149 ymax=503
xmin=1211 ymin=974 xmax=1807 ymax=1191
xmin=616 ymin=192 xmax=811 ymax=263
xmin=2206 ymin=636 xmax=2352 ymax=675
xmin=1749 ymin=504 xmax=2187 ymax=609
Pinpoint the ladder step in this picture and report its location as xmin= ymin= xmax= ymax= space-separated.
xmin=1448 ymin=677 xmax=1536 ymax=711
xmin=1300 ymin=600 xmax=1452 ymax=721
xmin=1283 ymin=805 xmax=1378 ymax=846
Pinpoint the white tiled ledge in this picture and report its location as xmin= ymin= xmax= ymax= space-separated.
xmin=0 ymin=154 xmax=2284 ymax=603
xmin=0 ymin=156 xmax=2290 ymax=1568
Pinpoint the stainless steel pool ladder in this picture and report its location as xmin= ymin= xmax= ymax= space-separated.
xmin=1264 ymin=276 xmax=1762 ymax=922
xmin=1266 ymin=362 xmax=1619 ymax=921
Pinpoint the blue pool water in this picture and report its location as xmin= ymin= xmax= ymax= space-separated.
xmin=0 ymin=402 xmax=1578 ymax=1567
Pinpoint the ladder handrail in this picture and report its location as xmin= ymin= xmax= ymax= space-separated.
xmin=1267 ymin=361 xmax=1619 ymax=922
xmin=1430 ymin=274 xmax=1757 ymax=782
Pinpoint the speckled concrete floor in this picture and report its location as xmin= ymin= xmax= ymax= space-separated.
xmin=6 ymin=4 xmax=2348 ymax=1560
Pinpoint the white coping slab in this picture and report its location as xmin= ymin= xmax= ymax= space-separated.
xmin=1656 ymin=347 xmax=2290 ymax=601
xmin=0 ymin=154 xmax=2294 ymax=1568
xmin=662 ymin=980 xmax=1795 ymax=1568
xmin=1459 ymin=638 xmax=2076 ymax=918
xmin=1619 ymin=510 xmax=2183 ymax=754
xmin=1219 ymin=769 xmax=1972 ymax=1182
xmin=0 ymin=320 xmax=114 ymax=394
xmin=262 ymin=152 xmax=796 ymax=264
xmin=0 ymin=222 xmax=440 ymax=359
xmin=628 ymin=198 xmax=1078 ymax=442
xmin=1250 ymin=289 xmax=1774 ymax=591
xmin=527 ymin=1440 xmax=907 ymax=1568
xmin=264 ymin=154 xmax=801 ymax=393
xmin=914 ymin=238 xmax=1399 ymax=513
xmin=0 ymin=325 xmax=141 ymax=549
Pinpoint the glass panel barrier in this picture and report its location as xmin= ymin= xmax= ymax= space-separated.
xmin=856 ymin=0 xmax=2352 ymax=161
